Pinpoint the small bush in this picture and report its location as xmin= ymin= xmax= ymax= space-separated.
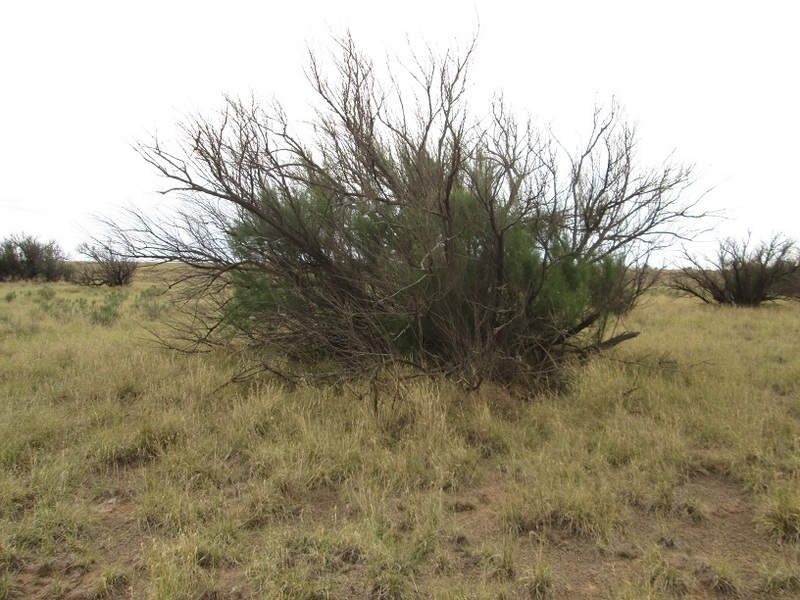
xmin=672 ymin=233 xmax=800 ymax=306
xmin=133 ymin=285 xmax=169 ymax=319
xmin=39 ymin=297 xmax=85 ymax=321
xmin=90 ymin=291 xmax=126 ymax=326
xmin=36 ymin=287 xmax=56 ymax=301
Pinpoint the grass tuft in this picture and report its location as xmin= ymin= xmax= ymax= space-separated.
xmin=93 ymin=567 xmax=131 ymax=599
xmin=759 ymin=559 xmax=800 ymax=594
xmin=759 ymin=480 xmax=800 ymax=542
xmin=517 ymin=548 xmax=552 ymax=599
xmin=642 ymin=545 xmax=689 ymax=597
xmin=696 ymin=558 xmax=740 ymax=596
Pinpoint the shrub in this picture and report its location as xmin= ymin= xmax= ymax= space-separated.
xmin=75 ymin=242 xmax=137 ymax=286
xmin=133 ymin=285 xmax=168 ymax=319
xmin=0 ymin=235 xmax=69 ymax=282
xmin=36 ymin=287 xmax=56 ymax=301
xmin=671 ymin=234 xmax=800 ymax=306
xmin=90 ymin=291 xmax=126 ymax=326
xmin=102 ymin=35 xmax=704 ymax=390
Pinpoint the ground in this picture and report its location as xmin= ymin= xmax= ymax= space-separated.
xmin=2 ymin=278 xmax=800 ymax=599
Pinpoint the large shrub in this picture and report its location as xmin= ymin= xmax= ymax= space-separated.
xmin=104 ymin=36 xmax=703 ymax=390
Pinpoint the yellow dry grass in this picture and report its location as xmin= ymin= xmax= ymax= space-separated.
xmin=1 ymin=277 xmax=800 ymax=599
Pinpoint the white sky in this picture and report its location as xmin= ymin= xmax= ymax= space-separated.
xmin=1 ymin=0 xmax=797 ymax=263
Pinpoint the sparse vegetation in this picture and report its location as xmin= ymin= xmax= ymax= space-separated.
xmin=3 ymin=272 xmax=800 ymax=597
xmin=34 ymin=287 xmax=126 ymax=326
xmin=518 ymin=547 xmax=552 ymax=599
xmin=696 ymin=557 xmax=740 ymax=596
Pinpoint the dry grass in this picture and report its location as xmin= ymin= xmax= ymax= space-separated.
xmin=2 ymin=277 xmax=800 ymax=598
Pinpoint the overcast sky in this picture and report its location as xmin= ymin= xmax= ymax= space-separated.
xmin=1 ymin=0 xmax=797 ymax=262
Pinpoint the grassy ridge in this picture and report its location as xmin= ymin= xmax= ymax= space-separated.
xmin=1 ymin=275 xmax=800 ymax=598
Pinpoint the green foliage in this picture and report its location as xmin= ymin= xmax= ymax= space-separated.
xmin=225 ymin=184 xmax=641 ymax=388
xmin=0 ymin=235 xmax=69 ymax=282
xmin=38 ymin=297 xmax=86 ymax=321
xmin=0 ymin=241 xmax=15 ymax=281
xmin=36 ymin=286 xmax=56 ymax=301
xmin=90 ymin=291 xmax=125 ymax=326
xmin=35 ymin=290 xmax=125 ymax=326
xmin=132 ymin=285 xmax=168 ymax=319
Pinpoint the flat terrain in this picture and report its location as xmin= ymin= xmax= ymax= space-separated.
xmin=2 ymin=272 xmax=800 ymax=599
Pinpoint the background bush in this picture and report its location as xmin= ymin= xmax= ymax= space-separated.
xmin=671 ymin=234 xmax=800 ymax=307
xmin=75 ymin=242 xmax=138 ymax=287
xmin=0 ymin=235 xmax=70 ymax=282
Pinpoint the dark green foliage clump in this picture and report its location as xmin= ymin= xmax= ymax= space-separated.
xmin=0 ymin=235 xmax=70 ymax=282
xmin=225 ymin=184 xmax=642 ymax=388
